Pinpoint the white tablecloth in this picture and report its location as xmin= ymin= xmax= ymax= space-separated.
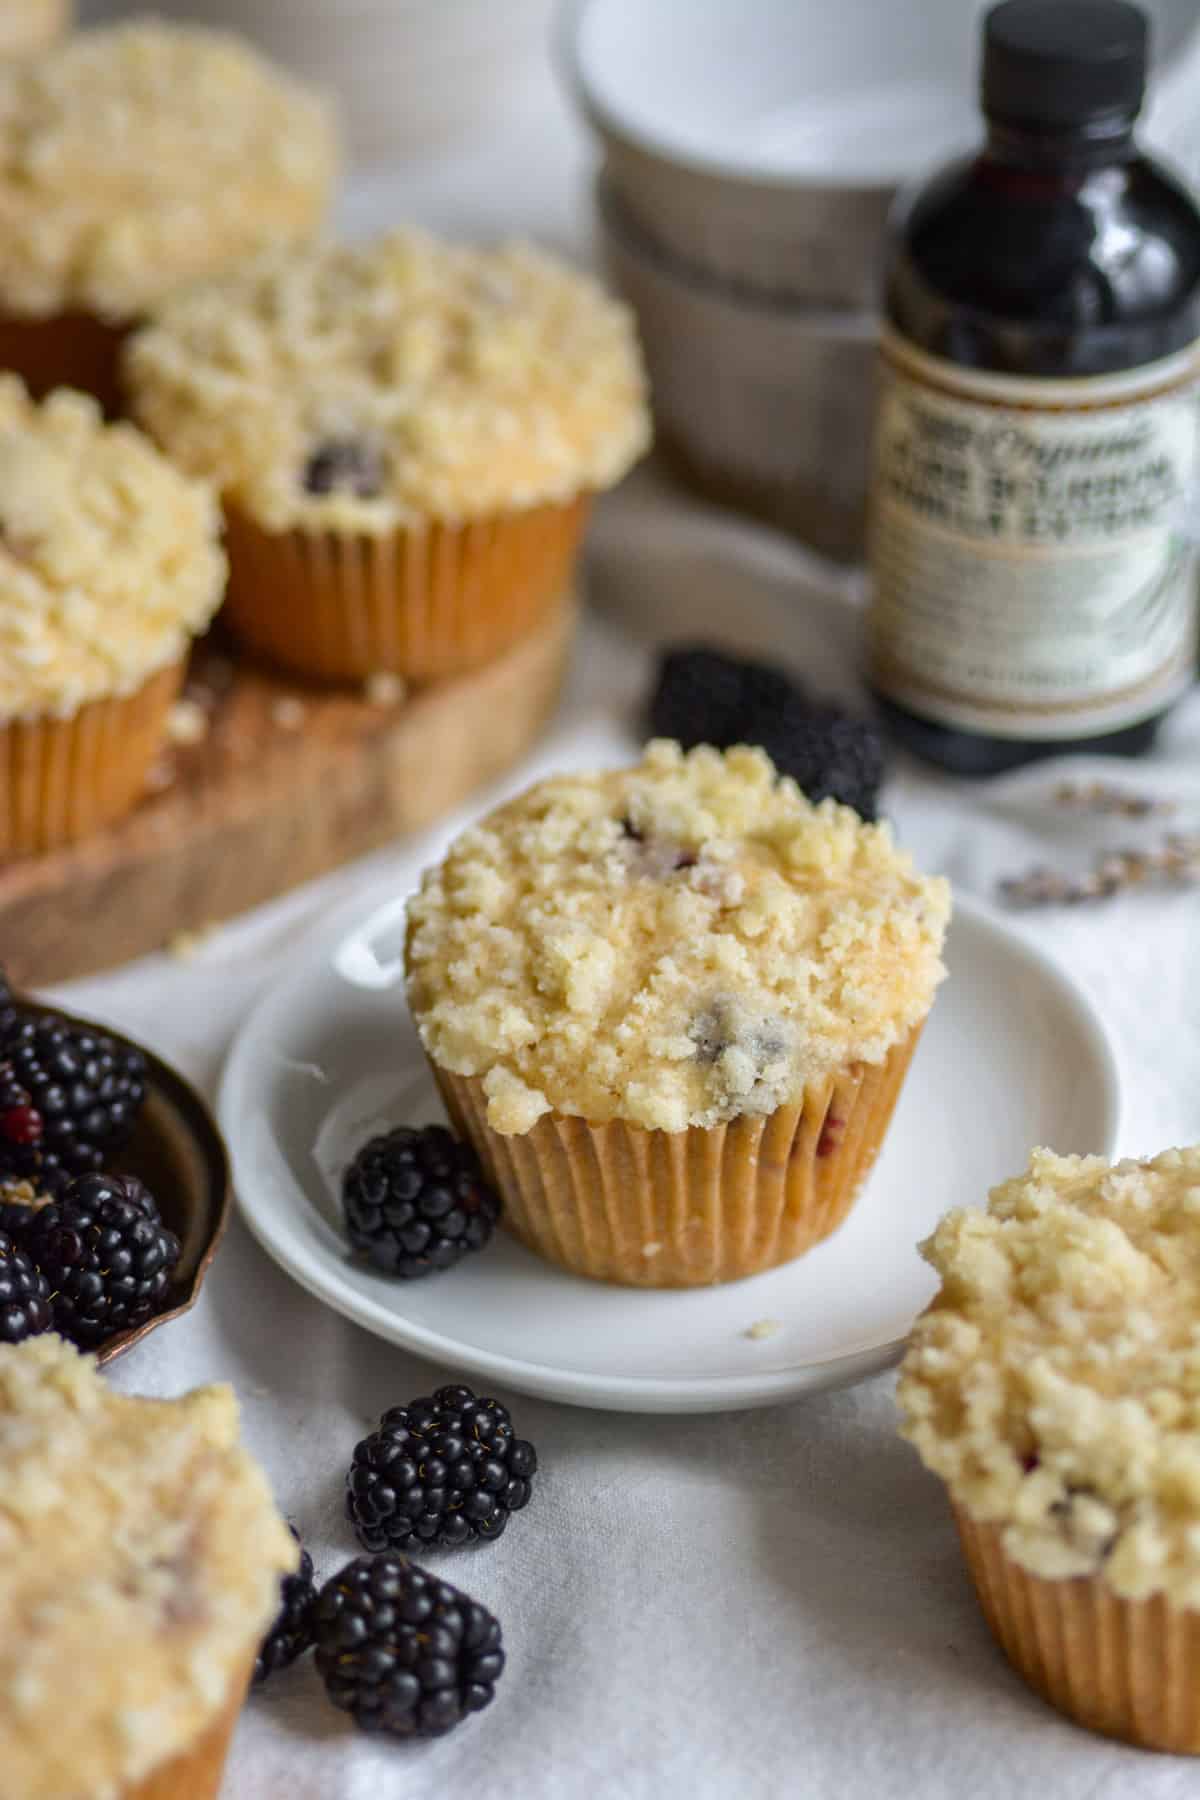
xmin=48 ymin=64 xmax=1200 ymax=1800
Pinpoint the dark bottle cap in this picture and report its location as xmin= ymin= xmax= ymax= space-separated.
xmin=983 ymin=0 xmax=1148 ymax=130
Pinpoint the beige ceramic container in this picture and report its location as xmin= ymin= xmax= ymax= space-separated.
xmin=598 ymin=182 xmax=875 ymax=564
xmin=563 ymin=0 xmax=1200 ymax=311
xmin=127 ymin=229 xmax=650 ymax=686
xmin=0 ymin=20 xmax=335 ymax=408
xmin=0 ymin=1336 xmax=297 ymax=1800
xmin=0 ymin=378 xmax=225 ymax=855
xmin=406 ymin=740 xmax=949 ymax=1288
xmin=900 ymin=1144 xmax=1200 ymax=1754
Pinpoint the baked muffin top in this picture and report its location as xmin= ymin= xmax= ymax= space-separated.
xmin=0 ymin=0 xmax=68 ymax=60
xmin=899 ymin=1146 xmax=1200 ymax=1605
xmin=0 ymin=1336 xmax=296 ymax=1800
xmin=406 ymin=740 xmax=949 ymax=1134
xmin=0 ymin=20 xmax=336 ymax=321
xmin=0 ymin=379 xmax=225 ymax=721
xmin=125 ymin=229 xmax=651 ymax=533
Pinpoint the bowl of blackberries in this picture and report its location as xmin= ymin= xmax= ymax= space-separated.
xmin=0 ymin=969 xmax=230 ymax=1360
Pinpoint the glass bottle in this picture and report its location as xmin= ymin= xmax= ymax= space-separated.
xmin=867 ymin=0 xmax=1200 ymax=775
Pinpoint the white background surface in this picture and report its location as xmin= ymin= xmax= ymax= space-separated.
xmin=41 ymin=38 xmax=1200 ymax=1800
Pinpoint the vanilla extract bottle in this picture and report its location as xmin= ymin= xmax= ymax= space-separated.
xmin=868 ymin=0 xmax=1200 ymax=774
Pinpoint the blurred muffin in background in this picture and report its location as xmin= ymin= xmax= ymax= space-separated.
xmin=126 ymin=229 xmax=650 ymax=685
xmin=0 ymin=375 xmax=226 ymax=855
xmin=0 ymin=19 xmax=336 ymax=410
xmin=0 ymin=0 xmax=70 ymax=58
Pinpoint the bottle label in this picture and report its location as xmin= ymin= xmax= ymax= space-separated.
xmin=869 ymin=328 xmax=1200 ymax=740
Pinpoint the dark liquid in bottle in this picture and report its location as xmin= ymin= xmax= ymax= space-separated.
xmin=870 ymin=1 xmax=1200 ymax=775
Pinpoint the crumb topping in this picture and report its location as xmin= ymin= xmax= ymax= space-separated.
xmin=899 ymin=1146 xmax=1200 ymax=1605
xmin=0 ymin=1336 xmax=295 ymax=1800
xmin=0 ymin=378 xmax=225 ymax=721
xmin=125 ymin=230 xmax=651 ymax=532
xmin=406 ymin=740 xmax=949 ymax=1134
xmin=0 ymin=0 xmax=67 ymax=59
xmin=0 ymin=20 xmax=336 ymax=320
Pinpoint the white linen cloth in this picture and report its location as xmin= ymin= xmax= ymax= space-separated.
xmin=44 ymin=62 xmax=1200 ymax=1800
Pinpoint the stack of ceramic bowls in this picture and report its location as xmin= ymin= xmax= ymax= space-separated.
xmin=81 ymin=0 xmax=557 ymax=167
xmin=561 ymin=0 xmax=1200 ymax=566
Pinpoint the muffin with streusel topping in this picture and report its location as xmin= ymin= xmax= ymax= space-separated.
xmin=0 ymin=0 xmax=69 ymax=60
xmin=126 ymin=229 xmax=650 ymax=685
xmin=0 ymin=1335 xmax=296 ymax=1800
xmin=899 ymin=1145 xmax=1200 ymax=1753
xmin=0 ymin=377 xmax=225 ymax=854
xmin=405 ymin=740 xmax=950 ymax=1287
xmin=0 ymin=20 xmax=335 ymax=409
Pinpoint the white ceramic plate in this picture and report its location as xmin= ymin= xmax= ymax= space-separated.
xmin=219 ymin=889 xmax=1121 ymax=1414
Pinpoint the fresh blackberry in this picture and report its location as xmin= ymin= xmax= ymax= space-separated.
xmin=342 ymin=1126 xmax=500 ymax=1279
xmin=0 ymin=1059 xmax=45 ymax=1186
xmin=347 ymin=1384 xmax=537 ymax=1553
xmin=0 ymin=1230 xmax=52 ymax=1344
xmin=753 ymin=698 xmax=887 ymax=822
xmin=27 ymin=1174 xmax=180 ymax=1347
xmin=253 ymin=1525 xmax=318 ymax=1686
xmin=649 ymin=645 xmax=769 ymax=749
xmin=0 ymin=979 xmax=147 ymax=1182
xmin=314 ymin=1554 xmax=504 ymax=1739
xmin=646 ymin=643 xmax=887 ymax=820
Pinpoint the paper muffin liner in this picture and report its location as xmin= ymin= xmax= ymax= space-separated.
xmin=221 ymin=496 xmax=591 ymax=685
xmin=0 ymin=308 xmax=128 ymax=413
xmin=955 ymin=1506 xmax=1200 ymax=1754
xmin=0 ymin=660 xmax=182 ymax=856
xmin=125 ymin=1653 xmax=254 ymax=1800
xmin=431 ymin=1026 xmax=920 ymax=1288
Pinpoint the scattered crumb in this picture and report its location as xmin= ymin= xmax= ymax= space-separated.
xmin=364 ymin=670 xmax=406 ymax=707
xmin=270 ymin=695 xmax=306 ymax=731
xmin=743 ymin=1319 xmax=782 ymax=1342
xmin=165 ymin=923 xmax=220 ymax=961
xmin=641 ymin=1242 xmax=663 ymax=1259
xmin=166 ymin=697 xmax=209 ymax=746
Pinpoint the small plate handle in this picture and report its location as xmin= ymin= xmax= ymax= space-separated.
xmin=332 ymin=894 xmax=412 ymax=991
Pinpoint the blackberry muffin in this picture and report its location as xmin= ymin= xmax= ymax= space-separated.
xmin=0 ymin=20 xmax=335 ymax=408
xmin=0 ymin=1335 xmax=297 ymax=1799
xmin=405 ymin=740 xmax=949 ymax=1286
xmin=126 ymin=229 xmax=650 ymax=684
xmin=899 ymin=1146 xmax=1200 ymax=1753
xmin=0 ymin=377 xmax=225 ymax=854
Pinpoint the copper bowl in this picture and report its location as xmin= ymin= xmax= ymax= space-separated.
xmin=12 ymin=999 xmax=231 ymax=1366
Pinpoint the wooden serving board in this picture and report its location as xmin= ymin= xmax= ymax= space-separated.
xmin=1 ymin=602 xmax=574 ymax=986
